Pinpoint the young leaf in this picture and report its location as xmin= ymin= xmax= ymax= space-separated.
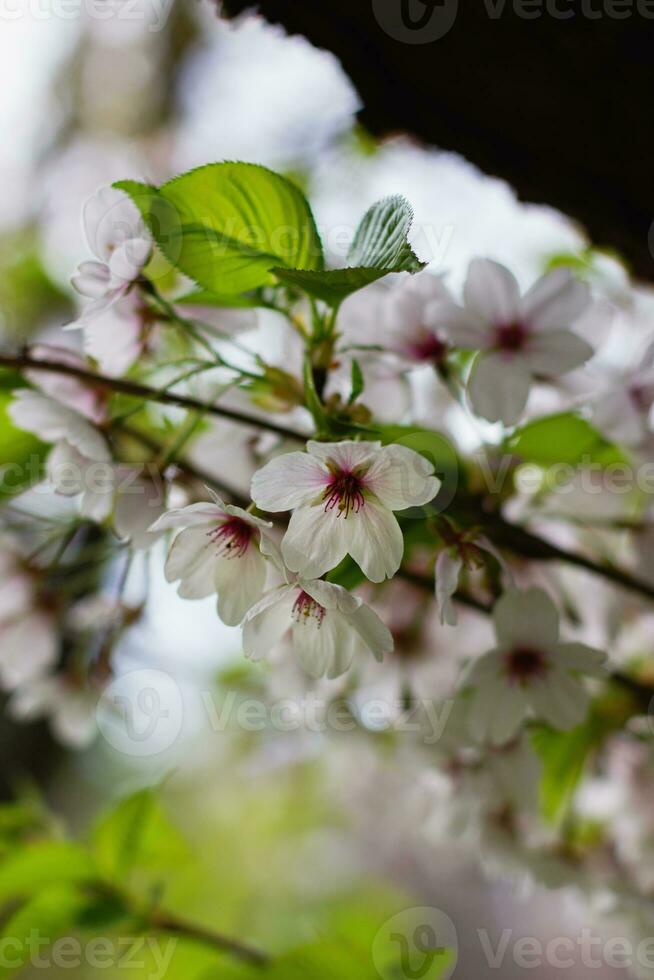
xmin=0 ymin=842 xmax=97 ymax=904
xmin=273 ymin=196 xmax=425 ymax=306
xmin=348 ymin=195 xmax=424 ymax=272
xmin=273 ymin=267 xmax=394 ymax=306
xmin=0 ymin=886 xmax=91 ymax=979
xmin=91 ymin=788 xmax=187 ymax=883
xmin=506 ymin=412 xmax=622 ymax=466
xmin=115 ymin=163 xmax=323 ymax=295
xmin=348 ymin=359 xmax=365 ymax=404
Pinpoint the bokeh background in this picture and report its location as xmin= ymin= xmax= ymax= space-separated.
xmin=0 ymin=3 xmax=636 ymax=976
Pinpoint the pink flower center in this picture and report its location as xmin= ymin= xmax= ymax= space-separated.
xmin=292 ymin=590 xmax=326 ymax=628
xmin=503 ymin=646 xmax=549 ymax=686
xmin=322 ymin=469 xmax=366 ymax=518
xmin=207 ymin=517 xmax=253 ymax=559
xmin=495 ymin=321 xmax=528 ymax=353
xmin=407 ymin=333 xmax=448 ymax=364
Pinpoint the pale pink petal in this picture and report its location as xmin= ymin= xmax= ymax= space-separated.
xmin=364 ymin=443 xmax=439 ymax=510
xmin=463 ymin=258 xmax=521 ymax=325
xmin=347 ymin=496 xmax=404 ymax=582
xmin=306 ymin=439 xmax=382 ymax=472
xmin=494 ymin=587 xmax=560 ymax=648
xmin=523 ymin=329 xmax=593 ymax=374
xmin=282 ymin=504 xmax=351 ymax=580
xmin=521 ymin=267 xmax=591 ymax=332
xmin=467 ymin=352 xmax=531 ymax=425
xmin=242 ymin=586 xmax=296 ymax=661
xmin=435 ymin=550 xmax=463 ymax=626
xmin=215 ymin=545 xmax=267 ymax=626
xmin=251 ymin=452 xmax=328 ymax=511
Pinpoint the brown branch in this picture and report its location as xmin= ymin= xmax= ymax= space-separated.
xmin=150 ymin=911 xmax=269 ymax=966
xmin=0 ymin=352 xmax=305 ymax=443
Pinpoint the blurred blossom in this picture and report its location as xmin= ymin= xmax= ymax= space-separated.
xmin=174 ymin=16 xmax=361 ymax=171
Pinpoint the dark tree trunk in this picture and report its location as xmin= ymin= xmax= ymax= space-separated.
xmin=221 ymin=0 xmax=654 ymax=281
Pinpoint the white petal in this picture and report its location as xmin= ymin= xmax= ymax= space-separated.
xmin=215 ymin=545 xmax=267 ymax=626
xmin=108 ymin=238 xmax=152 ymax=285
xmin=494 ymin=587 xmax=560 ymax=648
xmin=292 ymin=607 xmax=357 ymax=679
xmin=26 ymin=345 xmax=106 ymax=423
xmin=47 ymin=442 xmax=86 ymax=495
xmin=242 ymin=587 xmax=295 ymax=662
xmin=468 ymin=678 xmax=527 ymax=745
xmin=347 ymin=496 xmax=404 ymax=582
xmin=51 ymin=693 xmax=97 ymax=748
xmin=150 ymin=502 xmax=226 ymax=532
xmin=164 ymin=526 xmax=217 ymax=598
xmin=364 ymin=444 xmax=439 ymax=510
xmin=528 ymin=672 xmax=588 ymax=730
xmin=463 ymin=258 xmax=521 ymax=324
xmin=81 ymin=295 xmax=144 ymax=377
xmin=84 ymin=186 xmax=149 ymax=262
xmin=488 ymin=686 xmax=530 ymax=745
xmin=432 ymin=300 xmax=492 ymax=349
xmin=250 ymin=451 xmax=328 ymax=511
xmin=281 ymin=505 xmax=350 ymax=580
xmin=551 ymin=642 xmax=607 ymax=678
xmin=592 ymin=390 xmax=644 ymax=446
xmin=9 ymin=391 xmax=110 ymax=462
xmin=523 ymin=329 xmax=593 ymax=374
xmin=0 ymin=614 xmax=57 ymax=689
xmin=0 ymin=573 xmax=32 ymax=623
xmin=467 ymin=352 xmax=531 ymax=425
xmin=347 ymin=602 xmax=394 ymax=661
xmin=71 ymin=261 xmax=111 ymax=299
xmin=435 ymin=551 xmax=462 ymax=626
xmin=521 ymin=267 xmax=591 ymax=332
xmin=306 ymin=439 xmax=382 ymax=471
xmin=113 ymin=474 xmax=166 ymax=550
xmin=301 ymin=578 xmax=360 ymax=613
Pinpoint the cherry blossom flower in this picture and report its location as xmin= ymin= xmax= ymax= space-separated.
xmin=251 ymin=440 xmax=440 ymax=582
xmin=9 ymin=390 xmax=114 ymax=520
xmin=68 ymin=186 xmax=152 ymax=325
xmin=434 ymin=527 xmax=509 ymax=626
xmin=9 ymin=675 xmax=98 ymax=748
xmin=0 ymin=542 xmax=57 ymax=690
xmin=461 ymin=587 xmax=606 ymax=745
xmin=437 ymin=259 xmax=593 ymax=425
xmin=80 ymin=292 xmax=156 ymax=377
xmin=589 ymin=338 xmax=654 ymax=447
xmin=9 ymin=390 xmax=164 ymax=540
xmin=150 ymin=493 xmax=277 ymax=626
xmin=338 ymin=272 xmax=453 ymax=369
xmin=242 ymin=576 xmax=393 ymax=679
xmin=25 ymin=345 xmax=108 ymax=423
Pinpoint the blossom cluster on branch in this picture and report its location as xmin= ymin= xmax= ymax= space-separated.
xmin=3 ymin=162 xmax=654 ymax=965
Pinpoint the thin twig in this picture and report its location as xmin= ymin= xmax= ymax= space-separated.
xmin=0 ymin=352 xmax=304 ymax=442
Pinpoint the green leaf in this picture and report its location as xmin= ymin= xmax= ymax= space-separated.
xmin=173 ymin=288 xmax=260 ymax=309
xmin=115 ymin=162 xmax=323 ymax=295
xmin=265 ymin=942 xmax=377 ymax=980
xmin=531 ymin=713 xmax=613 ymax=824
xmin=348 ymin=359 xmax=364 ymax=404
xmin=0 ymin=886 xmax=90 ymax=979
xmin=506 ymin=412 xmax=623 ymax=466
xmin=273 ymin=196 xmax=425 ymax=306
xmin=0 ymin=388 xmax=47 ymax=499
xmin=273 ymin=266 xmax=394 ymax=306
xmin=0 ymin=842 xmax=96 ymax=905
xmin=347 ymin=195 xmax=424 ymax=272
xmin=91 ymin=788 xmax=187 ymax=883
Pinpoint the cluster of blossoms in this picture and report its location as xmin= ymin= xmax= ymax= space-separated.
xmin=5 ymin=165 xmax=654 ymax=959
